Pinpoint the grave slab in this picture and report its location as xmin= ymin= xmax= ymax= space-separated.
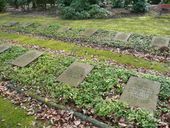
xmin=151 ymin=37 xmax=170 ymax=48
xmin=11 ymin=50 xmax=43 ymax=67
xmin=120 ymin=77 xmax=160 ymax=112
xmin=3 ymin=22 xmax=19 ymax=27
xmin=0 ymin=45 xmax=10 ymax=53
xmin=20 ymin=23 xmax=33 ymax=28
xmin=57 ymin=27 xmax=71 ymax=33
xmin=114 ymin=32 xmax=131 ymax=42
xmin=57 ymin=62 xmax=94 ymax=87
xmin=80 ymin=29 xmax=97 ymax=37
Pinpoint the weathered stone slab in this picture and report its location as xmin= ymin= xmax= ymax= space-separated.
xmin=114 ymin=32 xmax=131 ymax=42
xmin=20 ymin=23 xmax=33 ymax=28
xmin=120 ymin=77 xmax=160 ymax=112
xmin=57 ymin=62 xmax=93 ymax=87
xmin=80 ymin=29 xmax=97 ymax=37
xmin=57 ymin=27 xmax=71 ymax=33
xmin=151 ymin=37 xmax=170 ymax=48
xmin=3 ymin=22 xmax=19 ymax=27
xmin=11 ymin=50 xmax=43 ymax=67
xmin=0 ymin=45 xmax=10 ymax=53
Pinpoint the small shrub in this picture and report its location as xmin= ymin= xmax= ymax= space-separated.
xmin=89 ymin=4 xmax=111 ymax=18
xmin=0 ymin=0 xmax=7 ymax=12
xmin=111 ymin=0 xmax=125 ymax=8
xmin=58 ymin=0 xmax=110 ymax=19
xmin=132 ymin=0 xmax=147 ymax=13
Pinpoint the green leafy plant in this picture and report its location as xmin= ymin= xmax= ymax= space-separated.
xmin=0 ymin=0 xmax=6 ymax=12
xmin=131 ymin=0 xmax=148 ymax=13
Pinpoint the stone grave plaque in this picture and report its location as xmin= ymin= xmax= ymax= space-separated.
xmin=151 ymin=37 xmax=170 ymax=48
xmin=120 ymin=77 xmax=160 ymax=112
xmin=20 ymin=23 xmax=33 ymax=28
xmin=114 ymin=32 xmax=131 ymax=42
xmin=11 ymin=50 xmax=43 ymax=67
xmin=3 ymin=22 xmax=19 ymax=27
xmin=0 ymin=45 xmax=10 ymax=53
xmin=80 ymin=29 xmax=97 ymax=37
xmin=57 ymin=62 xmax=94 ymax=87
xmin=57 ymin=27 xmax=71 ymax=33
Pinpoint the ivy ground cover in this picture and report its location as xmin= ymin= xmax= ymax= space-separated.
xmin=0 ymin=45 xmax=169 ymax=127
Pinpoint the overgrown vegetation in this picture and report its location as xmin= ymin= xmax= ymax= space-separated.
xmin=0 ymin=45 xmax=169 ymax=127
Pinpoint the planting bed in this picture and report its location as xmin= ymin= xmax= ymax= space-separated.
xmin=0 ymin=42 xmax=170 ymax=127
xmin=1 ymin=22 xmax=170 ymax=56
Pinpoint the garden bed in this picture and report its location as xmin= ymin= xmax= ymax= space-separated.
xmin=0 ymin=43 xmax=169 ymax=127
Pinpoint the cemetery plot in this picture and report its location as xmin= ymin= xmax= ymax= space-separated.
xmin=114 ymin=32 xmax=131 ymax=42
xmin=3 ymin=22 xmax=19 ymax=27
xmin=79 ymin=29 xmax=98 ymax=37
xmin=57 ymin=62 xmax=94 ymax=87
xmin=0 ymin=45 xmax=10 ymax=53
xmin=120 ymin=77 xmax=160 ymax=112
xmin=151 ymin=37 xmax=170 ymax=48
xmin=11 ymin=50 xmax=43 ymax=67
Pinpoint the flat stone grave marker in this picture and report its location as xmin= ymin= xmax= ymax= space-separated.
xmin=57 ymin=62 xmax=94 ymax=87
xmin=151 ymin=37 xmax=170 ymax=48
xmin=114 ymin=32 xmax=131 ymax=42
xmin=79 ymin=29 xmax=98 ymax=37
xmin=57 ymin=27 xmax=71 ymax=33
xmin=11 ymin=50 xmax=43 ymax=67
xmin=20 ymin=23 xmax=33 ymax=28
xmin=0 ymin=45 xmax=10 ymax=53
xmin=120 ymin=77 xmax=160 ymax=112
xmin=3 ymin=22 xmax=19 ymax=27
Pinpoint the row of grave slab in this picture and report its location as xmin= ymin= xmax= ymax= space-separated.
xmin=0 ymin=44 xmax=161 ymax=113
xmin=1 ymin=21 xmax=170 ymax=49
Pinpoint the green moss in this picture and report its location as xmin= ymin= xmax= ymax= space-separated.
xmin=0 ymin=32 xmax=168 ymax=73
xmin=0 ymin=13 xmax=170 ymax=35
xmin=0 ymin=97 xmax=34 ymax=128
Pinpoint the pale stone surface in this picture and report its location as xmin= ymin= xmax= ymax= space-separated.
xmin=151 ymin=37 xmax=170 ymax=48
xmin=57 ymin=27 xmax=71 ymax=33
xmin=120 ymin=77 xmax=160 ymax=112
xmin=11 ymin=50 xmax=43 ymax=67
xmin=57 ymin=62 xmax=94 ymax=87
xmin=80 ymin=29 xmax=97 ymax=37
xmin=20 ymin=23 xmax=33 ymax=28
xmin=0 ymin=45 xmax=10 ymax=53
xmin=3 ymin=22 xmax=19 ymax=27
xmin=114 ymin=32 xmax=131 ymax=42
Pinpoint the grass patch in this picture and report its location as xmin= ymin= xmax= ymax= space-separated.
xmin=0 ymin=32 xmax=169 ymax=73
xmin=0 ymin=97 xmax=34 ymax=128
xmin=0 ymin=13 xmax=170 ymax=36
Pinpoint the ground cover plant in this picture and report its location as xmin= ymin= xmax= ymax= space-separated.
xmin=0 ymin=44 xmax=169 ymax=127
xmin=1 ymin=21 xmax=170 ymax=56
xmin=0 ymin=32 xmax=169 ymax=73
xmin=0 ymin=96 xmax=34 ymax=128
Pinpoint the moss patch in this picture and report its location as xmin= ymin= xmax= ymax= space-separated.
xmin=0 ymin=32 xmax=169 ymax=73
xmin=0 ymin=96 xmax=34 ymax=128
